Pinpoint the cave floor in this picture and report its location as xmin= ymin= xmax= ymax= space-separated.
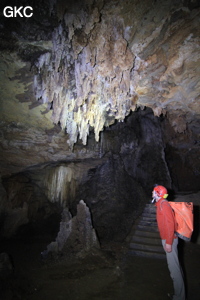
xmin=0 ymin=236 xmax=200 ymax=300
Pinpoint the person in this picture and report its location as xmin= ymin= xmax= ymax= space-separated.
xmin=152 ymin=185 xmax=186 ymax=300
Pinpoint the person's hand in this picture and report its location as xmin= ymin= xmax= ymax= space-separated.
xmin=165 ymin=243 xmax=172 ymax=253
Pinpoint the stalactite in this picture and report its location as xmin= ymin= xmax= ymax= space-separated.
xmin=33 ymin=11 xmax=135 ymax=148
xmin=43 ymin=165 xmax=75 ymax=207
xmin=31 ymin=1 xmax=200 ymax=149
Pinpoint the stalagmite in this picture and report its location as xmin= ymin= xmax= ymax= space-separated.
xmin=42 ymin=200 xmax=100 ymax=258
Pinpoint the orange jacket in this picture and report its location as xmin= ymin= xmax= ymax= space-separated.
xmin=155 ymin=199 xmax=177 ymax=245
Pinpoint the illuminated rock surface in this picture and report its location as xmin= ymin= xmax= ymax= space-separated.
xmin=0 ymin=0 xmax=199 ymax=243
xmin=0 ymin=3 xmax=200 ymax=299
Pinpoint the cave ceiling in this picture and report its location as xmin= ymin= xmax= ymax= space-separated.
xmin=0 ymin=0 xmax=200 ymax=176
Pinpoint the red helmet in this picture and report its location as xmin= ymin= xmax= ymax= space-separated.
xmin=153 ymin=185 xmax=168 ymax=198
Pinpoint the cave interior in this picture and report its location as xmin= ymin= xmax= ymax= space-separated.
xmin=0 ymin=0 xmax=200 ymax=299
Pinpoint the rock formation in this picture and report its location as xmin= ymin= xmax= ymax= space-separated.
xmin=0 ymin=0 xmax=199 ymax=243
xmin=42 ymin=200 xmax=100 ymax=258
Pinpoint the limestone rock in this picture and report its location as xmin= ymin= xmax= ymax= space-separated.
xmin=1 ymin=0 xmax=199 ymax=153
xmin=42 ymin=200 xmax=100 ymax=258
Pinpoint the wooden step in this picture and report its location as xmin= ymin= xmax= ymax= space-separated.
xmin=134 ymin=230 xmax=160 ymax=238
xmin=139 ymin=220 xmax=157 ymax=227
xmin=128 ymin=249 xmax=165 ymax=259
xmin=137 ymin=224 xmax=159 ymax=232
xmin=143 ymin=205 xmax=156 ymax=211
xmin=130 ymin=242 xmax=164 ymax=253
xmin=127 ymin=203 xmax=165 ymax=259
xmin=142 ymin=212 xmax=156 ymax=219
xmin=142 ymin=216 xmax=156 ymax=222
xmin=132 ymin=235 xmax=161 ymax=245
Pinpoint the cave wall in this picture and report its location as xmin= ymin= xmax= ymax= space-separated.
xmin=166 ymin=146 xmax=200 ymax=192
xmin=0 ymin=0 xmax=199 ymax=243
xmin=162 ymin=118 xmax=200 ymax=192
xmin=0 ymin=109 xmax=173 ymax=242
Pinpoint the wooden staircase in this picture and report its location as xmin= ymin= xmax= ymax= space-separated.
xmin=128 ymin=203 xmax=166 ymax=259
